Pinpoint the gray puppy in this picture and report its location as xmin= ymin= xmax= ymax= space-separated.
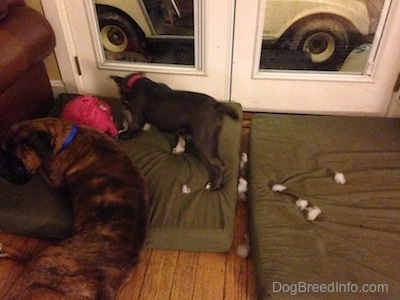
xmin=111 ymin=74 xmax=239 ymax=190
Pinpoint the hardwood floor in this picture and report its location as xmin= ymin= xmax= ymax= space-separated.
xmin=118 ymin=201 xmax=256 ymax=300
xmin=0 ymin=113 xmax=257 ymax=299
xmin=0 ymin=185 xmax=256 ymax=300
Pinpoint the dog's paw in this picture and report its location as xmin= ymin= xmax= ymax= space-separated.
xmin=118 ymin=131 xmax=132 ymax=140
xmin=205 ymin=181 xmax=221 ymax=190
xmin=172 ymin=146 xmax=185 ymax=155
xmin=172 ymin=135 xmax=186 ymax=155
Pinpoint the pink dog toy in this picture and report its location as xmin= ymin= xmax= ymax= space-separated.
xmin=61 ymin=95 xmax=118 ymax=137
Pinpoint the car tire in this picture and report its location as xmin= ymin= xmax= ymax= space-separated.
xmin=287 ymin=16 xmax=350 ymax=70
xmin=96 ymin=5 xmax=147 ymax=54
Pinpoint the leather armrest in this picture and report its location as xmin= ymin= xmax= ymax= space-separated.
xmin=0 ymin=6 xmax=55 ymax=92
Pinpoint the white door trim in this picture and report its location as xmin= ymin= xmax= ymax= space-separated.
xmin=42 ymin=0 xmax=86 ymax=94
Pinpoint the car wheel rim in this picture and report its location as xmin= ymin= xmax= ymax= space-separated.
xmin=101 ymin=25 xmax=128 ymax=53
xmin=303 ymin=32 xmax=335 ymax=63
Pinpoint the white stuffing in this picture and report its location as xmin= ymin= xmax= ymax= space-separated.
xmin=142 ymin=123 xmax=151 ymax=131
xmin=306 ymin=206 xmax=322 ymax=221
xmin=334 ymin=172 xmax=346 ymax=184
xmin=271 ymin=184 xmax=287 ymax=192
xmin=236 ymin=233 xmax=250 ymax=258
xmin=236 ymin=244 xmax=251 ymax=259
xmin=181 ymin=184 xmax=191 ymax=194
xmin=205 ymin=182 xmax=212 ymax=190
xmin=238 ymin=177 xmax=248 ymax=201
xmin=295 ymin=199 xmax=309 ymax=211
xmin=240 ymin=153 xmax=248 ymax=171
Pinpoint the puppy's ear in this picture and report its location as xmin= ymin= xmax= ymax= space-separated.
xmin=24 ymin=130 xmax=53 ymax=161
xmin=110 ymin=75 xmax=124 ymax=86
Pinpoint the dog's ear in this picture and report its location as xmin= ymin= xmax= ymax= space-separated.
xmin=110 ymin=75 xmax=124 ymax=86
xmin=24 ymin=130 xmax=54 ymax=161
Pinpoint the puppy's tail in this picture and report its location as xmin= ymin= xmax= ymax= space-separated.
xmin=215 ymin=102 xmax=239 ymax=120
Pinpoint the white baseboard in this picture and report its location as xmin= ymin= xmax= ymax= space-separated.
xmin=50 ymin=80 xmax=67 ymax=99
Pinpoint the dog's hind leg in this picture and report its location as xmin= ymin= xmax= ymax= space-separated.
xmin=204 ymin=154 xmax=225 ymax=190
xmin=192 ymin=126 xmax=226 ymax=190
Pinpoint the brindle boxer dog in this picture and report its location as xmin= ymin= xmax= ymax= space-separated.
xmin=0 ymin=118 xmax=149 ymax=299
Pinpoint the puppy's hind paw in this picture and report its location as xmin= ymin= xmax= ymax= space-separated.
xmin=205 ymin=181 xmax=222 ymax=190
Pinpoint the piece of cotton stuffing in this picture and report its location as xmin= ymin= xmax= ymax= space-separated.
xmin=334 ymin=172 xmax=346 ymax=184
xmin=295 ymin=199 xmax=309 ymax=211
xmin=142 ymin=123 xmax=151 ymax=131
xmin=236 ymin=233 xmax=250 ymax=258
xmin=271 ymin=184 xmax=286 ymax=192
xmin=181 ymin=184 xmax=191 ymax=194
xmin=236 ymin=243 xmax=250 ymax=258
xmin=238 ymin=177 xmax=248 ymax=194
xmin=306 ymin=206 xmax=321 ymax=221
xmin=240 ymin=153 xmax=248 ymax=170
xmin=238 ymin=177 xmax=248 ymax=202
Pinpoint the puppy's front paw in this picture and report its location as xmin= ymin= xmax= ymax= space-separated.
xmin=172 ymin=135 xmax=186 ymax=155
xmin=118 ymin=131 xmax=132 ymax=140
xmin=118 ymin=129 xmax=141 ymax=140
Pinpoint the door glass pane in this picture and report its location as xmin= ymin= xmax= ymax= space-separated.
xmin=94 ymin=0 xmax=196 ymax=66
xmin=260 ymin=0 xmax=387 ymax=73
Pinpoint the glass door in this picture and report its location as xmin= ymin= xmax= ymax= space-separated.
xmin=42 ymin=0 xmax=400 ymax=115
xmin=44 ymin=0 xmax=235 ymax=100
xmin=231 ymin=0 xmax=400 ymax=115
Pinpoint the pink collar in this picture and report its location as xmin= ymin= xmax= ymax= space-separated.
xmin=127 ymin=74 xmax=145 ymax=88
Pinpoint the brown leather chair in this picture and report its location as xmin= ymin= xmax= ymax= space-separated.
xmin=0 ymin=5 xmax=56 ymax=141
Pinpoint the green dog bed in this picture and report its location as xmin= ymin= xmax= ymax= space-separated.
xmin=248 ymin=113 xmax=400 ymax=298
xmin=0 ymin=94 xmax=242 ymax=252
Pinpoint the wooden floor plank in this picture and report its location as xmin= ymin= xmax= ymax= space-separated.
xmin=192 ymin=252 xmax=226 ymax=300
xmin=117 ymin=248 xmax=152 ymax=299
xmin=247 ymin=256 xmax=257 ymax=300
xmin=225 ymin=201 xmax=251 ymax=300
xmin=170 ymin=251 xmax=199 ymax=299
xmin=138 ymin=249 xmax=179 ymax=299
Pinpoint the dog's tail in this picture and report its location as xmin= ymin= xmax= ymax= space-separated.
xmin=215 ymin=102 xmax=239 ymax=120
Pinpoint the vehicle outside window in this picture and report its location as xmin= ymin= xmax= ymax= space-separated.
xmin=94 ymin=0 xmax=373 ymax=70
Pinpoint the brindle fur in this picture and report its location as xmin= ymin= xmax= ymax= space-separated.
xmin=0 ymin=118 xmax=149 ymax=299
